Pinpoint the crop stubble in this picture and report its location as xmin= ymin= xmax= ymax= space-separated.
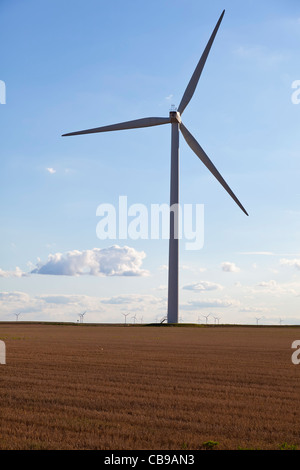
xmin=0 ymin=324 xmax=299 ymax=450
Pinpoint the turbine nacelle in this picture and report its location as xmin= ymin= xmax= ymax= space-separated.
xmin=169 ymin=111 xmax=181 ymax=124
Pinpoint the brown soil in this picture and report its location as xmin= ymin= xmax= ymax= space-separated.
xmin=0 ymin=323 xmax=299 ymax=450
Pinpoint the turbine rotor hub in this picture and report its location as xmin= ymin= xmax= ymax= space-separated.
xmin=169 ymin=111 xmax=181 ymax=124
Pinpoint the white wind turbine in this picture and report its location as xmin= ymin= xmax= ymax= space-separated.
xmin=122 ymin=312 xmax=130 ymax=325
xmin=62 ymin=10 xmax=248 ymax=324
xmin=78 ymin=311 xmax=86 ymax=324
xmin=202 ymin=313 xmax=211 ymax=325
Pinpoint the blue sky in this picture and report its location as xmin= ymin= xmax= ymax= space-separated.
xmin=1 ymin=0 xmax=300 ymax=324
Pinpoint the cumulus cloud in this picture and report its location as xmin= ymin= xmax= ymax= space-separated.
xmin=31 ymin=245 xmax=149 ymax=277
xmin=183 ymin=281 xmax=223 ymax=292
xmin=0 ymin=267 xmax=28 ymax=278
xmin=46 ymin=167 xmax=56 ymax=174
xmin=0 ymin=291 xmax=30 ymax=302
xmin=221 ymin=262 xmax=240 ymax=273
xmin=280 ymin=258 xmax=300 ymax=270
xmin=258 ymin=280 xmax=278 ymax=290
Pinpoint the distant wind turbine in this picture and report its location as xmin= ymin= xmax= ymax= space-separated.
xmin=62 ymin=10 xmax=248 ymax=324
xmin=15 ymin=313 xmax=21 ymax=322
xmin=78 ymin=311 xmax=86 ymax=324
xmin=122 ymin=312 xmax=130 ymax=325
xmin=202 ymin=313 xmax=211 ymax=325
xmin=255 ymin=317 xmax=261 ymax=326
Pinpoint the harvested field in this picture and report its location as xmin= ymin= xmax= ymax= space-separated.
xmin=0 ymin=323 xmax=299 ymax=450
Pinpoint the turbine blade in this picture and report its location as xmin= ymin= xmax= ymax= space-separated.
xmin=62 ymin=117 xmax=171 ymax=136
xmin=180 ymin=123 xmax=248 ymax=216
xmin=177 ymin=10 xmax=225 ymax=115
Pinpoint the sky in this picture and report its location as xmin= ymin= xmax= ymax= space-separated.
xmin=1 ymin=0 xmax=300 ymax=324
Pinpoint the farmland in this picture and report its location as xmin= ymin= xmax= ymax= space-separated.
xmin=0 ymin=323 xmax=299 ymax=450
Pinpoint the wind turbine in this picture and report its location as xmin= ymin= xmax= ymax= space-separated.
xmin=122 ymin=312 xmax=130 ymax=325
xmin=78 ymin=311 xmax=86 ymax=324
xmin=62 ymin=10 xmax=248 ymax=324
xmin=255 ymin=317 xmax=261 ymax=326
xmin=202 ymin=313 xmax=211 ymax=325
xmin=15 ymin=313 xmax=21 ymax=322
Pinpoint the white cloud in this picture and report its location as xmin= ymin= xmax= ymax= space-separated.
xmin=221 ymin=262 xmax=240 ymax=273
xmin=280 ymin=258 xmax=300 ymax=270
xmin=0 ymin=267 xmax=28 ymax=278
xmin=182 ymin=298 xmax=240 ymax=310
xmin=31 ymin=245 xmax=149 ymax=277
xmin=46 ymin=167 xmax=56 ymax=174
xmin=0 ymin=291 xmax=107 ymax=322
xmin=239 ymin=306 xmax=271 ymax=313
xmin=0 ymin=291 xmax=30 ymax=303
xmin=183 ymin=281 xmax=223 ymax=292
xmin=257 ymin=280 xmax=279 ymax=291
xmin=256 ymin=279 xmax=299 ymax=296
xmin=39 ymin=295 xmax=85 ymax=305
xmin=102 ymin=294 xmax=163 ymax=305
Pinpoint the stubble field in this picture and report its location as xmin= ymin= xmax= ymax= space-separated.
xmin=0 ymin=323 xmax=299 ymax=450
